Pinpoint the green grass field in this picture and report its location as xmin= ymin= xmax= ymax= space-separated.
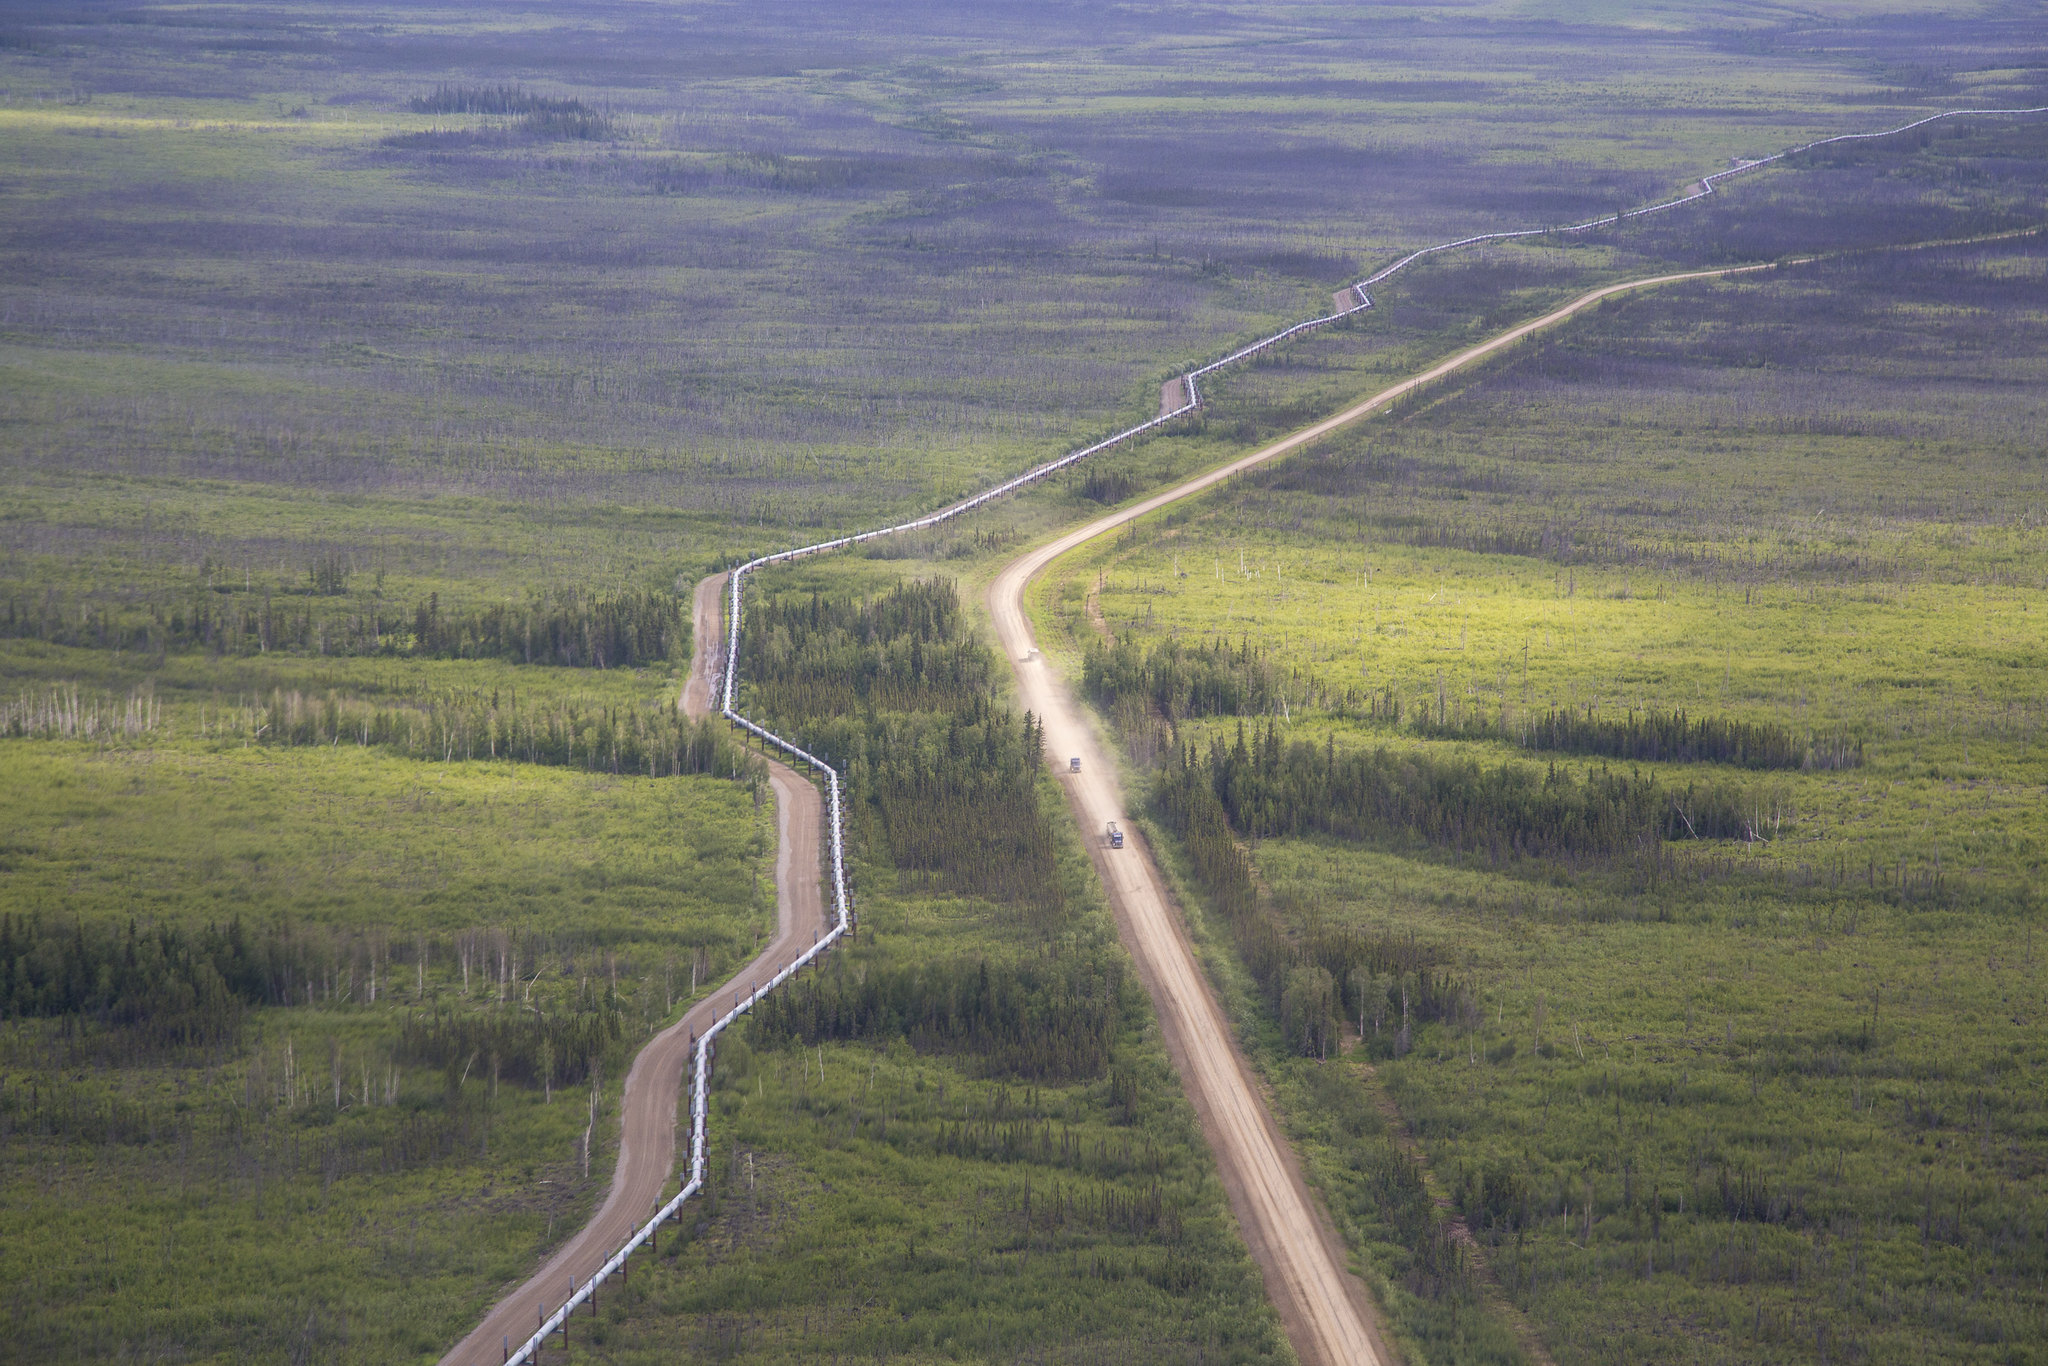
xmin=0 ymin=739 xmax=773 ymax=1363
xmin=0 ymin=740 xmax=767 ymax=937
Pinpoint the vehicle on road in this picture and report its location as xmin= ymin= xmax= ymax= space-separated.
xmin=1070 ymin=756 xmax=1082 ymax=772
xmin=1107 ymin=821 xmax=1124 ymax=849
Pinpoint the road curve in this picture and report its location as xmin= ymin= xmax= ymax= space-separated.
xmin=988 ymin=262 xmax=1772 ymax=1366
xmin=440 ymin=572 xmax=825 ymax=1366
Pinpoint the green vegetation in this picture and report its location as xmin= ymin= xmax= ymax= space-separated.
xmin=1048 ymin=229 xmax=2048 ymax=1362
xmin=0 ymin=741 xmax=772 ymax=1363
xmin=1 ymin=912 xmax=298 ymax=1045
xmin=559 ymin=569 xmax=1289 ymax=1364
xmin=752 ymin=954 xmax=1125 ymax=1083
xmin=741 ymin=577 xmax=993 ymax=717
xmin=407 ymin=84 xmax=615 ymax=141
xmin=3 ymin=0 xmax=2045 ymax=1361
xmin=2 ymin=553 xmax=689 ymax=667
xmin=1091 ymin=633 xmax=1857 ymax=768
xmin=1167 ymin=723 xmax=1762 ymax=854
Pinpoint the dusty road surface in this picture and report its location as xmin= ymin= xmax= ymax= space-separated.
xmin=1159 ymin=376 xmax=1188 ymax=418
xmin=992 ymin=596 xmax=1393 ymax=1366
xmin=991 ymin=264 xmax=1768 ymax=1366
xmin=441 ymin=573 xmax=825 ymax=1366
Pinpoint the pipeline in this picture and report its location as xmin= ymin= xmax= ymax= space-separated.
xmin=494 ymin=101 xmax=2044 ymax=1366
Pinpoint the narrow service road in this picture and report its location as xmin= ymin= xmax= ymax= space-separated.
xmin=440 ymin=573 xmax=826 ymax=1366
xmin=989 ymin=264 xmax=1768 ymax=1366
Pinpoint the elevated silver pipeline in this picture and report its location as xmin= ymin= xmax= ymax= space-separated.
xmin=495 ymin=101 xmax=2044 ymax=1366
xmin=1350 ymin=104 xmax=2048 ymax=290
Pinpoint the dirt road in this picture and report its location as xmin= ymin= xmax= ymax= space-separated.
xmin=1160 ymin=376 xmax=1188 ymax=418
xmin=440 ymin=573 xmax=825 ymax=1366
xmin=993 ymin=600 xmax=1393 ymax=1366
xmin=990 ymin=264 xmax=1769 ymax=1366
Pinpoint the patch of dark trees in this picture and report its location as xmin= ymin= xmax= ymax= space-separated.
xmin=0 ymin=585 xmax=685 ymax=669
xmin=396 ymin=995 xmax=621 ymax=1091
xmin=0 ymin=914 xmax=311 ymax=1050
xmin=1414 ymin=702 xmax=1861 ymax=771
xmin=857 ymin=704 xmax=1066 ymax=919
xmin=1077 ymin=467 xmax=1140 ymax=504
xmin=1180 ymin=723 xmax=1763 ymax=859
xmin=1152 ymin=750 xmax=1471 ymax=1060
xmin=407 ymin=589 xmax=683 ymax=667
xmin=750 ymin=955 xmax=1125 ymax=1082
xmin=1084 ymin=635 xmax=1276 ymax=721
xmin=741 ymin=576 xmax=991 ymax=716
xmin=246 ymin=686 xmax=752 ymax=779
xmin=1089 ymin=634 xmax=1853 ymax=770
xmin=403 ymin=84 xmax=613 ymax=140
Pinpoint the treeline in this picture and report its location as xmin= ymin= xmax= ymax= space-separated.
xmin=0 ymin=914 xmax=633 ymax=1047
xmin=1190 ymin=723 xmax=1762 ymax=860
xmin=1414 ymin=700 xmax=1861 ymax=771
xmin=1084 ymin=635 xmax=1277 ymax=721
xmin=0 ymin=585 xmax=684 ymax=669
xmin=741 ymin=578 xmax=991 ymax=715
xmin=1078 ymin=468 xmax=1140 ymax=504
xmin=407 ymin=589 xmax=683 ymax=667
xmin=751 ymin=956 xmax=1124 ymax=1081
xmin=1151 ymin=751 xmax=1470 ymax=1058
xmin=406 ymin=84 xmax=612 ymax=139
xmin=214 ymin=686 xmax=753 ymax=780
xmin=0 ymin=914 xmax=311 ymax=1047
xmin=744 ymin=578 xmax=1065 ymax=920
xmin=788 ymin=703 xmax=1067 ymax=919
xmin=396 ymin=997 xmax=621 ymax=1091
xmin=1087 ymin=635 xmax=1854 ymax=769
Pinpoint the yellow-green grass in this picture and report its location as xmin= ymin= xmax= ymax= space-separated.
xmin=0 ymin=741 xmax=767 ymax=938
xmin=1230 ymin=833 xmax=2046 ymax=1364
xmin=1048 ymin=534 xmax=2045 ymax=885
xmin=3 ymin=1026 xmax=617 ymax=1364
xmin=1022 ymin=235 xmax=2048 ymax=1364
xmin=569 ymin=1027 xmax=1293 ymax=1366
xmin=0 ymin=740 xmax=774 ymax=1363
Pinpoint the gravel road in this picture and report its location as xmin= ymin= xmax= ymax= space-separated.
xmin=987 ymin=264 xmax=1768 ymax=1364
xmin=440 ymin=573 xmax=825 ymax=1366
